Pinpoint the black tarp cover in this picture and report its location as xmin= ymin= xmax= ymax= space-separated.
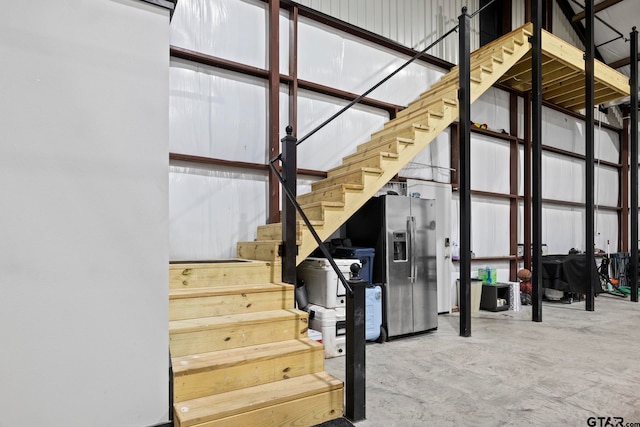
xmin=541 ymin=254 xmax=602 ymax=295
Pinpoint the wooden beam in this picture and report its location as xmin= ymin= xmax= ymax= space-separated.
xmin=564 ymin=89 xmax=629 ymax=110
xmin=551 ymin=82 xmax=611 ymax=105
xmin=572 ymin=0 xmax=623 ymax=23
xmin=511 ymin=61 xmax=575 ymax=91
xmin=542 ymin=74 xmax=585 ymax=100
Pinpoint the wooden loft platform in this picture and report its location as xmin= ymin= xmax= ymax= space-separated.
xmin=498 ymin=24 xmax=630 ymax=111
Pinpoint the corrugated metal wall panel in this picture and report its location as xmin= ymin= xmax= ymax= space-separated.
xmin=512 ymin=0 xmax=525 ymax=28
xmin=552 ymin=0 xmax=584 ymax=49
xmin=296 ymin=0 xmax=479 ymax=64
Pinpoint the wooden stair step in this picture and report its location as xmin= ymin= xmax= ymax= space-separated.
xmin=378 ymin=111 xmax=445 ymax=141
xmin=311 ymin=167 xmax=383 ymax=191
xmin=174 ymin=371 xmax=344 ymax=427
xmin=396 ymin=96 xmax=458 ymax=121
xmin=257 ymin=220 xmax=324 ymax=241
xmin=368 ymin=123 xmax=431 ymax=148
xmin=299 ymin=200 xmax=346 ymax=222
xmin=169 ymin=283 xmax=294 ymax=320
xmin=415 ymin=82 xmax=459 ymax=106
xmin=389 ymin=100 xmax=446 ymax=125
xmin=236 ymin=240 xmax=299 ymax=263
xmin=169 ymin=309 xmax=309 ymax=357
xmin=341 ymin=148 xmax=400 ymax=165
xmin=355 ymin=136 xmax=414 ymax=155
xmin=296 ymin=183 xmax=364 ymax=206
xmin=170 ymin=260 xmax=273 ymax=289
xmin=326 ymin=151 xmax=399 ymax=177
xmin=172 ymin=338 xmax=324 ymax=402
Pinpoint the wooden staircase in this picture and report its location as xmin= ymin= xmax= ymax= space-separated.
xmin=237 ymin=23 xmax=533 ymax=266
xmin=169 ymin=260 xmax=343 ymax=426
xmin=169 ymin=23 xmax=535 ymax=427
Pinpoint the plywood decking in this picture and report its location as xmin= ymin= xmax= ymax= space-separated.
xmin=499 ymin=28 xmax=630 ymax=110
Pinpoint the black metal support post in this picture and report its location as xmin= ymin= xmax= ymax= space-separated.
xmin=345 ymin=263 xmax=366 ymax=422
xmin=585 ymin=0 xmax=596 ymax=311
xmin=458 ymin=7 xmax=472 ymax=337
xmin=631 ymin=27 xmax=639 ymax=302
xmin=281 ymin=125 xmax=297 ymax=285
xmin=531 ymin=0 xmax=543 ymax=322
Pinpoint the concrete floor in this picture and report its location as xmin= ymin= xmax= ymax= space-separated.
xmin=325 ymin=295 xmax=640 ymax=427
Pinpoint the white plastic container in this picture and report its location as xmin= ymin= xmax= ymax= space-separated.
xmin=297 ymin=257 xmax=358 ymax=308
xmin=308 ymin=304 xmax=346 ymax=358
xmin=365 ymin=285 xmax=383 ymax=341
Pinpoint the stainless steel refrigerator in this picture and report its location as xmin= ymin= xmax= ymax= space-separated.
xmin=346 ymin=194 xmax=438 ymax=339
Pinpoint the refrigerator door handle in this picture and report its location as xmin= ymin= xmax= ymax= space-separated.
xmin=409 ymin=216 xmax=417 ymax=283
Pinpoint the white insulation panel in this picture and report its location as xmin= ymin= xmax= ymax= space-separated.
xmin=517 ymin=203 xmax=618 ymax=255
xmin=470 ymin=133 xmax=510 ymax=194
xmin=296 ymin=89 xmax=389 ymax=171
xmin=169 ymin=163 xmax=267 ymax=259
xmin=540 ymin=153 xmax=621 ymax=207
xmin=298 ymin=17 xmax=446 ymax=106
xmin=400 ymin=129 xmax=451 ymax=183
xmin=280 ymin=10 xmax=290 ymax=74
xmin=170 ymin=59 xmax=279 ymax=163
xmin=471 ymin=87 xmax=511 ymax=133
xmin=451 ymin=193 xmax=510 ymax=257
xmin=171 ymin=0 xmax=268 ymax=69
xmin=542 ymin=107 xmax=620 ymax=162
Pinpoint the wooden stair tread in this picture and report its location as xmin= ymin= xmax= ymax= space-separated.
xmin=172 ymin=338 xmax=322 ymax=375
xmin=314 ymin=167 xmax=382 ymax=183
xmin=311 ymin=167 xmax=383 ymax=191
xmin=170 ymin=283 xmax=292 ymax=299
xmin=170 ymin=259 xmax=268 ymax=268
xmin=174 ymin=372 xmax=343 ymax=427
xmin=170 ymin=309 xmax=306 ymax=334
xmin=170 ymin=259 xmax=274 ymax=289
xmin=326 ymin=151 xmax=398 ymax=175
xmin=300 ymin=200 xmax=345 ymax=209
xmin=356 ymin=134 xmax=414 ymax=150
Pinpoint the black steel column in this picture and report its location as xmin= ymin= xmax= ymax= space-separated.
xmin=281 ymin=126 xmax=297 ymax=285
xmin=631 ymin=27 xmax=639 ymax=302
xmin=585 ymin=0 xmax=596 ymax=311
xmin=458 ymin=7 xmax=472 ymax=337
xmin=345 ymin=264 xmax=366 ymax=422
xmin=531 ymin=0 xmax=543 ymax=322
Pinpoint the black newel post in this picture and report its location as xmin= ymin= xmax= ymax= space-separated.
xmin=458 ymin=6 xmax=472 ymax=337
xmin=345 ymin=263 xmax=366 ymax=422
xmin=281 ymin=125 xmax=297 ymax=285
xmin=531 ymin=0 xmax=543 ymax=322
xmin=631 ymin=27 xmax=639 ymax=302
xmin=585 ymin=0 xmax=596 ymax=311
